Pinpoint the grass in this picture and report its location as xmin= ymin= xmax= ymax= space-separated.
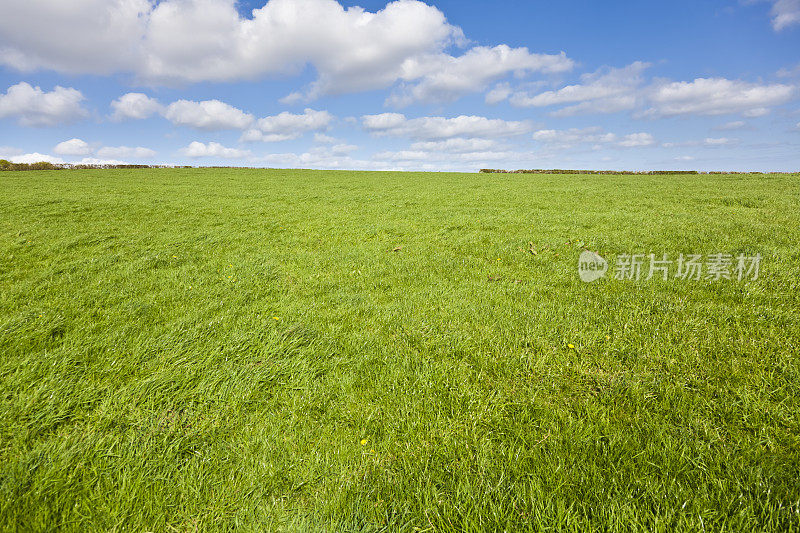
xmin=1 ymin=168 xmax=799 ymax=531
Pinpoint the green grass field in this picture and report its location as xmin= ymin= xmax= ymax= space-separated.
xmin=1 ymin=169 xmax=799 ymax=531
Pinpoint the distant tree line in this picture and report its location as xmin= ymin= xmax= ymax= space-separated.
xmin=479 ymin=168 xmax=796 ymax=175
xmin=0 ymin=161 xmax=289 ymax=171
xmin=479 ymin=168 xmax=700 ymax=175
xmin=0 ymin=160 xmax=194 ymax=171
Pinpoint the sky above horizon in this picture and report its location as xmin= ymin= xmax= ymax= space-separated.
xmin=1 ymin=0 xmax=799 ymax=172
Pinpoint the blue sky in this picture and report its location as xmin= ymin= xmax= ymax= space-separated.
xmin=1 ymin=0 xmax=799 ymax=171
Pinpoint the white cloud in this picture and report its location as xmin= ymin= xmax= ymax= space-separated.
xmin=703 ymin=137 xmax=737 ymax=146
xmin=362 ymin=113 xmax=532 ymax=140
xmin=51 ymin=139 xmax=156 ymax=159
xmin=0 ymin=82 xmax=87 ymax=126
xmin=714 ymin=120 xmax=748 ymax=131
xmin=326 ymin=143 xmax=358 ymax=155
xmin=251 ymin=146 xmax=403 ymax=171
xmin=276 ymin=143 xmax=359 ymax=159
xmin=111 ymin=93 xmax=164 ymax=120
xmin=374 ymin=149 xmax=522 ymax=163
xmin=108 ymin=93 xmax=333 ymax=140
xmin=777 ymin=63 xmax=800 ymax=78
xmin=387 ymin=45 xmax=574 ymax=106
xmin=485 ymin=83 xmax=513 ymax=105
xmin=254 ymin=142 xmax=535 ymax=172
xmin=409 ymin=138 xmax=502 ymax=153
xmin=662 ymin=137 xmax=740 ymax=148
xmin=180 ymin=141 xmax=251 ymax=158
xmin=96 ymin=146 xmax=157 ymax=158
xmin=0 ymin=0 xmax=151 ymax=74
xmin=643 ymin=78 xmax=795 ymax=117
xmin=8 ymin=152 xmax=65 ymax=164
xmin=503 ymin=64 xmax=798 ymax=119
xmin=279 ymin=92 xmax=305 ymax=106
xmin=240 ymin=131 xmax=297 ymax=143
xmin=54 ymin=138 xmax=91 ymax=156
xmin=146 ymin=0 xmax=461 ymax=94
xmin=0 ymin=146 xmax=24 ymax=157
xmin=241 ymin=109 xmax=333 ymax=142
xmin=618 ymin=133 xmax=656 ymax=147
xmin=313 ymin=133 xmax=338 ymax=144
xmin=0 ymin=0 xmax=574 ymax=103
xmin=0 ymin=0 xmax=454 ymax=92
xmin=76 ymin=157 xmax=130 ymax=166
xmin=508 ymin=62 xmax=649 ymax=116
xmin=532 ymin=127 xmax=655 ymax=148
xmin=164 ymin=99 xmax=254 ymax=130
xmin=769 ymin=0 xmax=800 ymax=30
xmin=532 ymin=127 xmax=616 ymax=147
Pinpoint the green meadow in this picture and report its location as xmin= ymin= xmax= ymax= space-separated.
xmin=1 ymin=168 xmax=799 ymax=531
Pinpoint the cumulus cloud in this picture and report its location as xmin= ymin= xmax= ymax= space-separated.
xmin=485 ymin=83 xmax=514 ymax=105
xmin=532 ymin=127 xmax=655 ymax=148
xmin=0 ymin=1 xmax=448 ymax=91
xmin=76 ymin=157 xmax=131 ymax=165
xmin=618 ymin=133 xmax=656 ymax=147
xmin=259 ymin=135 xmax=534 ymax=170
xmin=362 ymin=113 xmax=532 ymax=140
xmin=504 ymin=64 xmax=797 ymax=119
xmin=703 ymin=137 xmax=737 ymax=146
xmin=255 ymin=138 xmax=528 ymax=171
xmin=108 ymin=92 xmax=333 ymax=141
xmin=54 ymin=138 xmax=92 ymax=156
xmin=0 ymin=146 xmax=24 ymax=157
xmin=241 ymin=109 xmax=333 ymax=142
xmin=0 ymin=0 xmax=151 ymax=74
xmin=180 ymin=141 xmax=251 ymax=158
xmin=7 ymin=152 xmax=66 ymax=164
xmin=252 ymin=150 xmax=387 ymax=170
xmin=313 ymin=133 xmax=338 ymax=144
xmin=111 ymin=93 xmax=164 ymax=120
xmin=53 ymin=139 xmax=156 ymax=159
xmin=769 ymin=0 xmax=800 ymax=30
xmin=409 ymin=138 xmax=502 ymax=153
xmin=714 ymin=120 xmax=748 ymax=131
xmin=96 ymin=146 xmax=157 ymax=158
xmin=507 ymin=62 xmax=649 ymax=116
xmin=662 ymin=137 xmax=740 ymax=148
xmin=317 ymin=143 xmax=357 ymax=156
xmin=0 ymin=82 xmax=88 ymax=126
xmin=777 ymin=63 xmax=800 ymax=78
xmin=164 ymin=99 xmax=254 ymax=130
xmin=643 ymin=78 xmax=795 ymax=117
xmin=533 ymin=127 xmax=616 ymax=147
xmin=386 ymin=45 xmax=574 ymax=106
xmin=0 ymin=0 xmax=574 ymax=103
xmin=147 ymin=0 xmax=462 ymax=94
xmin=374 ymin=148 xmax=523 ymax=163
